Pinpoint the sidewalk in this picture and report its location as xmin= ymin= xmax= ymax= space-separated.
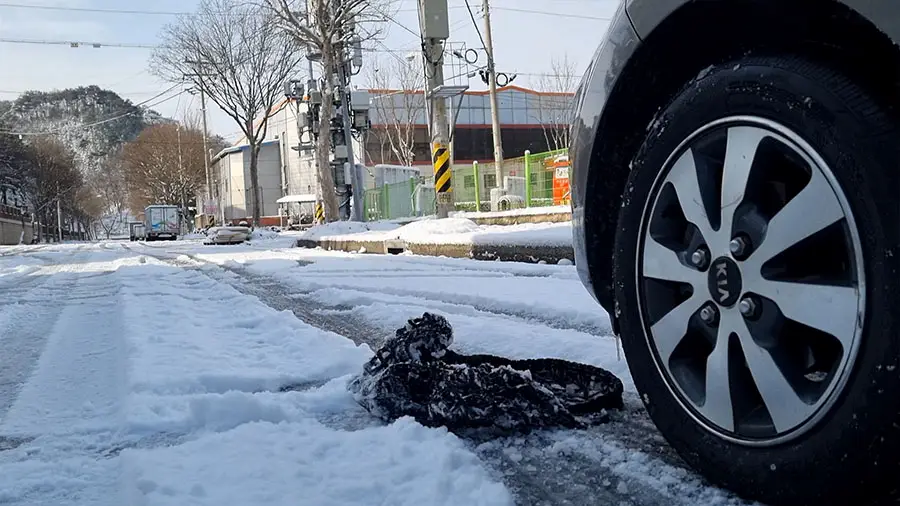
xmin=296 ymin=218 xmax=575 ymax=264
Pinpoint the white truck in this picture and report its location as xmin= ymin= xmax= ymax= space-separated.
xmin=144 ymin=205 xmax=180 ymax=242
xmin=128 ymin=221 xmax=146 ymax=241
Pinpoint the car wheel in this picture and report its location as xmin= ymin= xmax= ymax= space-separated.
xmin=614 ymin=56 xmax=900 ymax=505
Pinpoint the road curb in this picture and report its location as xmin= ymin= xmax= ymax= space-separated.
xmin=297 ymin=237 xmax=575 ymax=264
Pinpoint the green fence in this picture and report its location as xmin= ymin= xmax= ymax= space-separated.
xmin=364 ymin=177 xmax=436 ymax=221
xmin=451 ymin=148 xmax=568 ymax=212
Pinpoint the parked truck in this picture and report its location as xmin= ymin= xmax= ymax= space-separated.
xmin=144 ymin=205 xmax=180 ymax=241
xmin=128 ymin=221 xmax=146 ymax=241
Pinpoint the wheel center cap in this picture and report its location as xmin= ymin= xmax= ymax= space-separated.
xmin=708 ymin=256 xmax=742 ymax=307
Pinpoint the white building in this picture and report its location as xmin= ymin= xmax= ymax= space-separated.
xmin=209 ymin=98 xmax=365 ymax=226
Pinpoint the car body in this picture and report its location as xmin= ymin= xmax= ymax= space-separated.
xmin=571 ymin=1 xmax=900 ymax=504
xmin=204 ymin=226 xmax=251 ymax=245
xmin=571 ymin=0 xmax=900 ymax=325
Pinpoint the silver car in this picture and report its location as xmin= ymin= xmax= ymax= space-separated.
xmin=570 ymin=1 xmax=900 ymax=504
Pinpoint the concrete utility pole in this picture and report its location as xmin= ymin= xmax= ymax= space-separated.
xmin=199 ymin=90 xmax=211 ymax=202
xmin=482 ymin=0 xmax=504 ymax=187
xmin=419 ymin=0 xmax=453 ymax=218
xmin=336 ymin=59 xmax=363 ymax=221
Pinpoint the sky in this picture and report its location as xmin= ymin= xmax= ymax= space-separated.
xmin=0 ymin=0 xmax=618 ymax=144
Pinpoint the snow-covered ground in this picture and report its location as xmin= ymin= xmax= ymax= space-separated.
xmin=0 ymin=239 xmax=753 ymax=506
xmin=301 ymin=218 xmax=573 ymax=247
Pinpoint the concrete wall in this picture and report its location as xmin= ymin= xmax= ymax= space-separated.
xmin=242 ymin=143 xmax=282 ymax=217
xmin=0 ymin=216 xmax=33 ymax=245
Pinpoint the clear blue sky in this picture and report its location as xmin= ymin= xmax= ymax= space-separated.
xmin=0 ymin=0 xmax=617 ymax=142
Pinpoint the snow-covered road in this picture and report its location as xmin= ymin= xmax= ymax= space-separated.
xmin=0 ymin=240 xmax=754 ymax=506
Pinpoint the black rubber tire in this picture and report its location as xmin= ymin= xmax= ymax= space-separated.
xmin=613 ymin=56 xmax=900 ymax=506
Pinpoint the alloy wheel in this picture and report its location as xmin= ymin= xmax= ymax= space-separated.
xmin=637 ymin=116 xmax=865 ymax=445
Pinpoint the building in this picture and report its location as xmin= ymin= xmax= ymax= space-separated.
xmin=365 ymin=84 xmax=574 ymax=169
xmin=210 ymin=140 xmax=282 ymax=225
xmin=208 ymin=98 xmax=365 ymax=226
xmin=207 ymin=85 xmax=572 ymax=223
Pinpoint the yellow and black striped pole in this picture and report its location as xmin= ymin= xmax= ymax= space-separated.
xmin=314 ymin=201 xmax=325 ymax=225
xmin=433 ymin=142 xmax=452 ymax=218
xmin=433 ymin=142 xmax=451 ymax=193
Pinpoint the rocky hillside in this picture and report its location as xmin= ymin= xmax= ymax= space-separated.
xmin=0 ymin=86 xmax=168 ymax=175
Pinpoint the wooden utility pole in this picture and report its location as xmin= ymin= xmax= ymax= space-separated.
xmin=419 ymin=0 xmax=453 ymax=218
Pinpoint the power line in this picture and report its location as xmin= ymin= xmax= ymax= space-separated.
xmin=0 ymin=2 xmax=609 ymax=21
xmin=0 ymin=2 xmax=467 ymax=16
xmin=0 ymin=37 xmax=159 ymax=49
xmin=0 ymin=2 xmax=189 ymax=15
xmin=462 ymin=0 xmax=488 ymax=66
xmin=492 ymin=7 xmax=611 ymax=21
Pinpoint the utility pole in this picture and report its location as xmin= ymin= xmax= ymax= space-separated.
xmin=336 ymin=59 xmax=362 ymax=221
xmin=184 ymin=60 xmax=216 ymax=224
xmin=483 ymin=0 xmax=504 ymax=190
xmin=419 ymin=0 xmax=453 ymax=218
xmin=199 ymin=90 xmax=211 ymax=201
xmin=56 ymin=196 xmax=62 ymax=242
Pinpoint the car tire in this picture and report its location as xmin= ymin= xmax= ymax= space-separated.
xmin=613 ymin=56 xmax=900 ymax=505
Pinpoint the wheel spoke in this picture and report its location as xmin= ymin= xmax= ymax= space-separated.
xmin=698 ymin=321 xmax=735 ymax=432
xmin=734 ymin=316 xmax=812 ymax=433
xmin=751 ymin=279 xmax=860 ymax=346
xmin=719 ymin=127 xmax=768 ymax=245
xmin=642 ymin=236 xmax=705 ymax=286
xmin=750 ymin=171 xmax=845 ymax=267
xmin=668 ymin=148 xmax=714 ymax=238
xmin=650 ymin=292 xmax=705 ymax=365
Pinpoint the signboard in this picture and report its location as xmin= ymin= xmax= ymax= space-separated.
xmin=203 ymin=200 xmax=218 ymax=215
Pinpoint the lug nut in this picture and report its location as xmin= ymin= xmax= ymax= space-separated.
xmin=729 ymin=235 xmax=751 ymax=259
xmin=699 ymin=305 xmax=719 ymax=325
xmin=691 ymin=247 xmax=710 ymax=270
xmin=739 ymin=297 xmax=758 ymax=318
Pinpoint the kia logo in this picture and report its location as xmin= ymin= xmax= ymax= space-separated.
xmin=708 ymin=257 xmax=742 ymax=307
xmin=716 ymin=261 xmax=730 ymax=302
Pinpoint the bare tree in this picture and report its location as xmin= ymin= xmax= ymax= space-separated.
xmin=22 ymin=137 xmax=82 ymax=242
xmin=264 ymin=0 xmax=387 ymax=221
xmin=533 ymin=55 xmax=579 ymax=152
xmin=88 ymin=158 xmax=129 ymax=239
xmin=367 ymin=56 xmax=424 ymax=167
xmin=152 ymin=0 xmax=304 ymax=226
xmin=121 ymin=124 xmax=207 ymax=215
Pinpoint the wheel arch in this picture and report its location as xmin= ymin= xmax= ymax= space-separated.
xmin=584 ymin=0 xmax=900 ymax=319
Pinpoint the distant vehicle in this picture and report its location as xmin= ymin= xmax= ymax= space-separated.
xmin=570 ymin=1 xmax=900 ymax=504
xmin=128 ymin=222 xmax=146 ymax=242
xmin=144 ymin=205 xmax=180 ymax=241
xmin=204 ymin=226 xmax=250 ymax=245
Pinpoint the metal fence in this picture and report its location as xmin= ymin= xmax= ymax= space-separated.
xmin=450 ymin=148 xmax=568 ymax=212
xmin=364 ymin=177 xmax=436 ymax=221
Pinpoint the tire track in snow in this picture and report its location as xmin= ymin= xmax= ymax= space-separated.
xmin=181 ymin=257 xmax=746 ymax=505
xmin=0 ymin=247 xmax=132 ymax=506
xmin=0 ymin=251 xmax=88 ymax=422
xmin=126 ymin=244 xmax=751 ymax=506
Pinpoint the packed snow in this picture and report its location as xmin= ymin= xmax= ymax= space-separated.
xmin=0 ymin=240 xmax=753 ymax=506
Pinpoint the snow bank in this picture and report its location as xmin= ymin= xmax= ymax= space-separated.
xmin=450 ymin=204 xmax=571 ymax=219
xmin=250 ymin=228 xmax=280 ymax=241
xmin=301 ymin=221 xmax=401 ymax=241
xmin=303 ymin=217 xmax=573 ymax=247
